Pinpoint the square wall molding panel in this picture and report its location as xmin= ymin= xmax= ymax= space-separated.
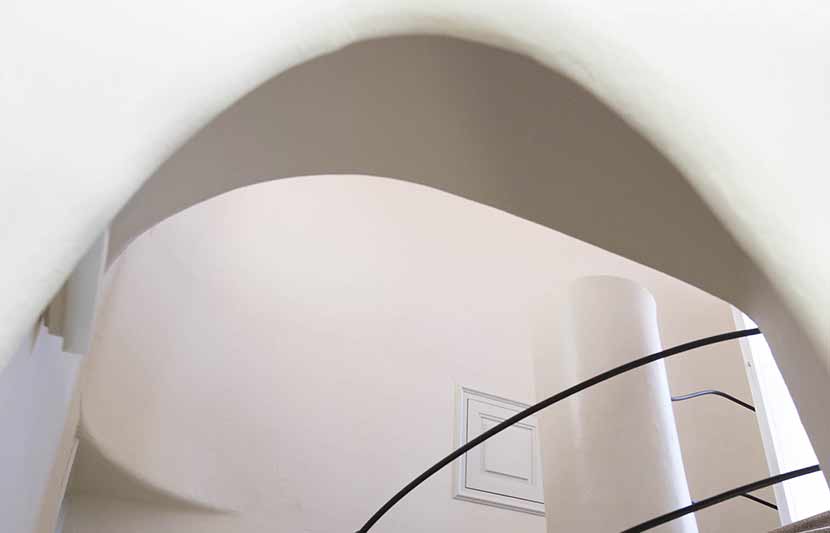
xmin=454 ymin=386 xmax=545 ymax=515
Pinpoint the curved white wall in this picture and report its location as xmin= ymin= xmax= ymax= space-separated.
xmin=0 ymin=325 xmax=80 ymax=533
xmin=535 ymin=277 xmax=696 ymax=532
xmin=69 ymin=177 xmax=775 ymax=532
xmin=3 ymin=3 xmax=830 ymax=499
xmin=96 ymin=35 xmax=830 ymax=486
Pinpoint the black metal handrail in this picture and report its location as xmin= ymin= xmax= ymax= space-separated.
xmin=623 ymin=465 xmax=820 ymax=532
xmin=672 ymin=389 xmax=756 ymax=412
xmin=356 ymin=328 xmax=762 ymax=532
xmin=671 ymin=387 xmax=773 ymax=510
xmin=692 ymin=493 xmax=778 ymax=512
xmin=739 ymin=492 xmax=778 ymax=511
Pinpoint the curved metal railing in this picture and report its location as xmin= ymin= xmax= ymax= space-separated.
xmin=623 ymin=465 xmax=820 ymax=532
xmin=356 ymin=327 xmax=798 ymax=532
xmin=672 ymin=389 xmax=756 ymax=412
xmin=738 ymin=492 xmax=778 ymax=511
xmin=671 ymin=387 xmax=782 ymax=511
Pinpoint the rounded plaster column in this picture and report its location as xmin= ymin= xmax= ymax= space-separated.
xmin=533 ymin=276 xmax=697 ymax=532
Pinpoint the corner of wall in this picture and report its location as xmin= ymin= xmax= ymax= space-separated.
xmin=34 ymin=377 xmax=81 ymax=533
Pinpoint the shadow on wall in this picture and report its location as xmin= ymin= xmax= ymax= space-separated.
xmin=111 ymin=35 xmax=758 ymax=305
xmin=87 ymin=33 xmax=830 ymax=523
xmin=0 ymin=326 xmax=81 ymax=533
xmin=70 ymin=176 xmax=775 ymax=533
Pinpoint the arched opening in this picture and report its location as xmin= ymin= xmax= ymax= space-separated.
xmin=3 ymin=6 xmax=828 ymax=531
xmin=73 ymin=175 xmax=778 ymax=532
xmin=112 ymin=35 xmax=756 ymax=301
xmin=105 ymin=36 xmax=830 ymax=490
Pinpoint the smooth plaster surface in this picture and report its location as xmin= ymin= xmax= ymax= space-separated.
xmin=103 ymin=34 xmax=830 ymax=489
xmin=2 ymin=10 xmax=828 ymax=481
xmin=535 ymin=277 xmax=697 ymax=532
xmin=0 ymin=325 xmax=81 ymax=533
xmin=67 ymin=177 xmax=776 ymax=532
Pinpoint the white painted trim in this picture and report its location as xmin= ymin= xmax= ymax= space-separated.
xmin=57 ymin=437 xmax=79 ymax=508
xmin=46 ymin=231 xmax=109 ymax=355
xmin=732 ymin=308 xmax=791 ymax=526
xmin=453 ymin=386 xmax=545 ymax=516
xmin=54 ymin=437 xmax=78 ymax=533
xmin=62 ymin=231 xmax=108 ymax=354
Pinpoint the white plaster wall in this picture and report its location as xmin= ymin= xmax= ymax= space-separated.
xmin=3 ymin=1 xmax=830 ymax=498
xmin=0 ymin=324 xmax=81 ymax=533
xmin=535 ymin=277 xmax=697 ymax=532
xmin=67 ymin=177 xmax=775 ymax=532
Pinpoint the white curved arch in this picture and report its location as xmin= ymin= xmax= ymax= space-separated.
xmin=2 ymin=2 xmax=829 ymax=478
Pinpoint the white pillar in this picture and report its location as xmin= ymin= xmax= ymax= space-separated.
xmin=533 ymin=276 xmax=698 ymax=533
